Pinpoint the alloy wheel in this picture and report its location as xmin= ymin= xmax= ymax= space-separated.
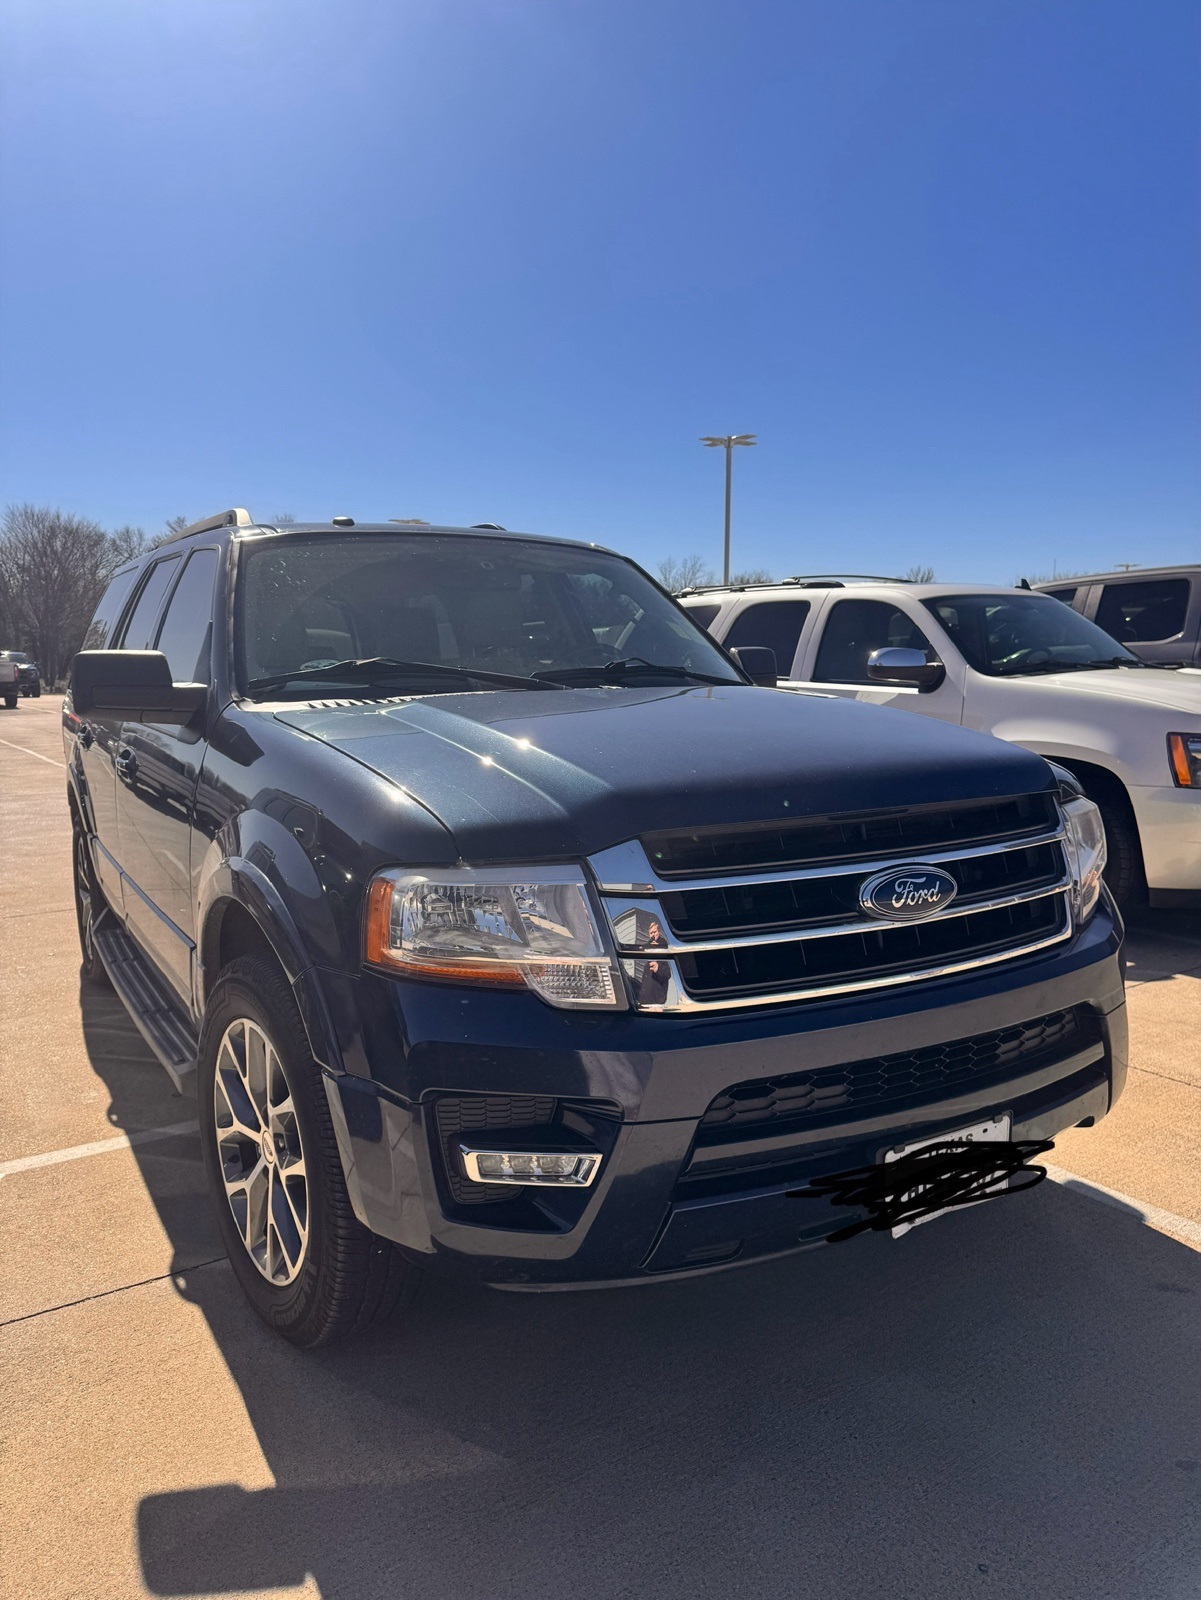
xmin=212 ymin=1018 xmax=310 ymax=1285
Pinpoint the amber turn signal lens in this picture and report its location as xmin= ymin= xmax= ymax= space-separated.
xmin=1168 ymin=733 xmax=1199 ymax=788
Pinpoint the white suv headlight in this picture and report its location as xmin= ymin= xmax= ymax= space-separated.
xmin=365 ymin=865 xmax=624 ymax=1009
xmin=1061 ymin=796 xmax=1107 ymax=925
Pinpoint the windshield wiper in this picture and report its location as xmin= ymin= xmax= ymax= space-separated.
xmin=533 ymin=656 xmax=737 ymax=687
xmin=244 ymin=657 xmax=564 ymax=698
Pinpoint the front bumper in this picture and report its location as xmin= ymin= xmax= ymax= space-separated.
xmin=1131 ymin=782 xmax=1201 ymax=900
xmin=320 ymin=903 xmax=1126 ymax=1287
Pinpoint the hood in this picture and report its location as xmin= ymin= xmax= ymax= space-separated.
xmin=1009 ymin=666 xmax=1201 ymax=716
xmin=275 ymin=685 xmax=1053 ymax=862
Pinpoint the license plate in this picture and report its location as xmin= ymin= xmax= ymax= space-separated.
xmin=884 ymin=1115 xmax=1012 ymax=1238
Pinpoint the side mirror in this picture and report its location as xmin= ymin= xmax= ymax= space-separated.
xmin=729 ymin=646 xmax=778 ymax=687
xmin=71 ymin=651 xmax=206 ymax=725
xmin=866 ymin=647 xmax=945 ymax=691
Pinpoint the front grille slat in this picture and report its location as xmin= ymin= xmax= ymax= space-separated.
xmin=676 ymin=896 xmax=1065 ymax=1000
xmin=594 ymin=791 xmax=1074 ymax=1012
xmin=697 ymin=1007 xmax=1097 ymax=1138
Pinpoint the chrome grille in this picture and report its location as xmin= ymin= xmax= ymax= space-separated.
xmin=590 ymin=794 xmax=1073 ymax=1013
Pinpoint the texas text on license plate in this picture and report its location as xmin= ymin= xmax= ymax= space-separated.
xmin=883 ymin=1115 xmax=1012 ymax=1239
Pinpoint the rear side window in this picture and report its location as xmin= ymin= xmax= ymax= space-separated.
xmin=118 ymin=557 xmax=182 ymax=649
xmin=154 ymin=549 xmax=219 ymax=682
xmin=723 ymin=600 xmax=811 ymax=675
xmin=683 ymin=603 xmax=720 ymax=631
xmin=1095 ymin=578 xmax=1189 ymax=643
xmin=1044 ymin=587 xmax=1077 ymax=605
xmin=81 ymin=566 xmax=142 ymax=650
xmin=813 ymin=600 xmax=933 ymax=683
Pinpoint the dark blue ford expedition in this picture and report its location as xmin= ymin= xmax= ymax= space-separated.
xmin=65 ymin=511 xmax=1126 ymax=1345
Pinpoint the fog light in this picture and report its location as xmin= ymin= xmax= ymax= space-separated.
xmin=459 ymin=1146 xmax=602 ymax=1187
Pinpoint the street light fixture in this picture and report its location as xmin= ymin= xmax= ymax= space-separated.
xmin=700 ymin=434 xmax=756 ymax=584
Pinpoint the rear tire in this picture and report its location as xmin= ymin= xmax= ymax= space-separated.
xmin=4 ymin=696 xmax=16 ymax=709
xmin=198 ymin=956 xmax=415 ymax=1347
xmin=72 ymin=821 xmax=111 ymax=987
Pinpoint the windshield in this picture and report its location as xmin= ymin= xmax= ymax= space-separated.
xmin=924 ymin=593 xmax=1141 ymax=676
xmin=235 ymin=532 xmax=741 ymax=697
xmin=1 ymin=652 xmax=29 ymax=663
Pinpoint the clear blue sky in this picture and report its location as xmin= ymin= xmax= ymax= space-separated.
xmin=1 ymin=0 xmax=1197 ymax=583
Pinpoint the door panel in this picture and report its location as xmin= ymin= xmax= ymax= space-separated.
xmin=802 ymin=596 xmax=965 ymax=724
xmin=114 ymin=549 xmax=218 ymax=1000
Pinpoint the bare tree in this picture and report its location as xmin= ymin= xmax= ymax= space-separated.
xmin=163 ymin=515 xmax=191 ymax=538
xmin=1015 ymin=567 xmax=1086 ymax=587
xmin=904 ymin=564 xmax=936 ymax=583
xmin=730 ymin=567 xmax=774 ymax=585
xmin=105 ymin=525 xmax=151 ymax=574
xmin=271 ymin=513 xmax=296 ymax=525
xmin=658 ymin=554 xmax=716 ymax=592
xmin=0 ymin=505 xmax=112 ymax=683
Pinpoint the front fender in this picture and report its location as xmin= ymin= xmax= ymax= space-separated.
xmin=197 ymin=857 xmax=348 ymax=1077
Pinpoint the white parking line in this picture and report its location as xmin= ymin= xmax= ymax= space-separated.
xmin=0 ymin=736 xmax=62 ymax=768
xmin=1045 ymin=1163 xmax=1201 ymax=1248
xmin=0 ymin=1120 xmax=200 ymax=1180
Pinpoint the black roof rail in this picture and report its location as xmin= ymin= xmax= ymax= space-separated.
xmin=159 ymin=508 xmax=255 ymax=544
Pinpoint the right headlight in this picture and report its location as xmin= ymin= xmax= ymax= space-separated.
xmin=364 ymin=865 xmax=625 ymax=1009
xmin=1060 ymin=795 xmax=1107 ymax=926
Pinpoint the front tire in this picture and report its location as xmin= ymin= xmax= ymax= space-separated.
xmin=1088 ymin=786 xmax=1144 ymax=912
xmin=198 ymin=957 xmax=414 ymax=1346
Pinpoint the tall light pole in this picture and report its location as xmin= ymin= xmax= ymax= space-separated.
xmin=700 ymin=434 xmax=756 ymax=584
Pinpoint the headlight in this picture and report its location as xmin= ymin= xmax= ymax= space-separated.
xmin=1168 ymin=733 xmax=1201 ymax=788
xmin=365 ymin=866 xmax=624 ymax=1009
xmin=1061 ymin=796 xmax=1107 ymax=925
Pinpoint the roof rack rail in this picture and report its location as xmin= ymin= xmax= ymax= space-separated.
xmin=676 ymin=572 xmax=903 ymax=598
xmin=161 ymin=508 xmax=255 ymax=544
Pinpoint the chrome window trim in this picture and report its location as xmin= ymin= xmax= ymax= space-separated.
xmin=590 ymin=827 xmax=1067 ymax=895
xmin=619 ymin=902 xmax=1073 ymax=1012
xmin=606 ymin=874 xmax=1071 ymax=954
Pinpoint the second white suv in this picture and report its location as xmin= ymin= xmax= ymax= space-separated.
xmin=681 ymin=576 xmax=1201 ymax=911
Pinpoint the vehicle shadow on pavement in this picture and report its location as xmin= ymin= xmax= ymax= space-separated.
xmin=78 ymin=982 xmax=1201 ymax=1600
xmin=1122 ymin=905 xmax=1201 ymax=985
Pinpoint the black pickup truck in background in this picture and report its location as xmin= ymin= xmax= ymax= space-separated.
xmin=64 ymin=509 xmax=1126 ymax=1346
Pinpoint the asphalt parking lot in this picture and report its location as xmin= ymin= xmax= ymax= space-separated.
xmin=2 ymin=694 xmax=1199 ymax=1600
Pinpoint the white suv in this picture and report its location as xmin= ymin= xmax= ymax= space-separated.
xmin=680 ymin=576 xmax=1201 ymax=911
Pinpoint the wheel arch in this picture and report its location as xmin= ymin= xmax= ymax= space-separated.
xmin=198 ymin=863 xmax=345 ymax=1077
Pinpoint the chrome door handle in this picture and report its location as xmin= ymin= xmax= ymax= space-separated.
xmin=78 ymin=724 xmax=94 ymax=750
xmin=115 ymin=748 xmax=137 ymax=782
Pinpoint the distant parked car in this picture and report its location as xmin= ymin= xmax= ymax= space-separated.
xmin=0 ymin=654 xmax=18 ymax=708
xmin=0 ymin=651 xmax=42 ymax=697
xmin=1033 ymin=566 xmax=1201 ymax=667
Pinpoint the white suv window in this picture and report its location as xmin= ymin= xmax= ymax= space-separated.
xmin=813 ymin=599 xmax=933 ymax=683
xmin=724 ymin=600 xmax=811 ymax=676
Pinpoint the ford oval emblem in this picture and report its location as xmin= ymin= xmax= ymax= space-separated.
xmin=858 ymin=864 xmax=959 ymax=922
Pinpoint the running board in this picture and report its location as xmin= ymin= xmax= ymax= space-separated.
xmin=93 ymin=914 xmax=199 ymax=1092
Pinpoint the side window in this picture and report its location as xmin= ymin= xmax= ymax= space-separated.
xmin=1044 ymin=587 xmax=1077 ymax=605
xmin=154 ymin=550 xmax=219 ymax=682
xmin=683 ymin=603 xmax=720 ymax=632
xmin=81 ymin=566 xmax=142 ymax=650
xmin=813 ymin=599 xmax=934 ymax=684
xmin=1095 ymin=578 xmax=1189 ymax=643
xmin=724 ymin=600 xmax=811 ymax=675
xmin=118 ymin=556 xmax=182 ymax=650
